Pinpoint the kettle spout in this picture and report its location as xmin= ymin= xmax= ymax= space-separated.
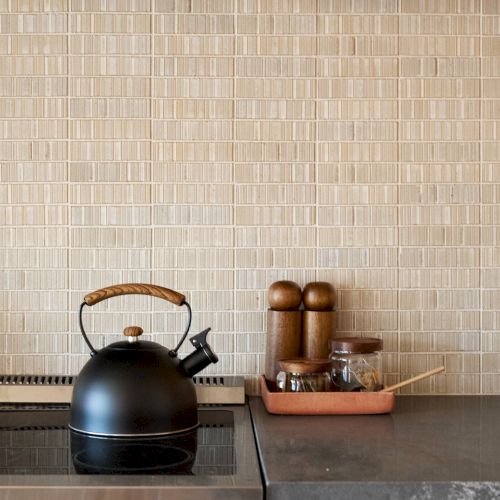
xmin=179 ymin=328 xmax=219 ymax=377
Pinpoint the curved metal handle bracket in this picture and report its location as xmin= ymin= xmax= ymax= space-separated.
xmin=168 ymin=301 xmax=192 ymax=357
xmin=79 ymin=302 xmax=98 ymax=356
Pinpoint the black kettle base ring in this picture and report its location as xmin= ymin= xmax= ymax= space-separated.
xmin=78 ymin=288 xmax=192 ymax=356
xmin=68 ymin=421 xmax=200 ymax=438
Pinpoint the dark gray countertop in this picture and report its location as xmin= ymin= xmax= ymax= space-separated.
xmin=249 ymin=396 xmax=500 ymax=500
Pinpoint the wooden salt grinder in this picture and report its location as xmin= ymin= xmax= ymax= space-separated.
xmin=264 ymin=281 xmax=302 ymax=383
xmin=302 ymin=282 xmax=336 ymax=359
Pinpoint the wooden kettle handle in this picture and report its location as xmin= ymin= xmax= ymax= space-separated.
xmin=84 ymin=283 xmax=186 ymax=307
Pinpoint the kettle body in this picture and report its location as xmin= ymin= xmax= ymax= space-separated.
xmin=70 ymin=284 xmax=218 ymax=437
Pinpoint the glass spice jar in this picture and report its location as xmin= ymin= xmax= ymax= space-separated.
xmin=329 ymin=337 xmax=383 ymax=392
xmin=277 ymin=359 xmax=333 ymax=393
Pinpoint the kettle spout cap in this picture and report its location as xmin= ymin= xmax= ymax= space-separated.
xmin=190 ymin=327 xmax=211 ymax=349
xmin=190 ymin=328 xmax=218 ymax=364
xmin=179 ymin=328 xmax=219 ymax=377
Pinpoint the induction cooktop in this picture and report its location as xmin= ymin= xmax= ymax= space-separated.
xmin=0 ymin=404 xmax=235 ymax=475
xmin=0 ymin=396 xmax=262 ymax=500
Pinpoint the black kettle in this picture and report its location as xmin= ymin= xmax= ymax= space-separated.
xmin=69 ymin=283 xmax=218 ymax=437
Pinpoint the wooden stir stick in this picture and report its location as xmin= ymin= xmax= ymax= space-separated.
xmin=381 ymin=366 xmax=445 ymax=393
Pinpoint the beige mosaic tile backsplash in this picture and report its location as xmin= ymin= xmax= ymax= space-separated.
xmin=0 ymin=0 xmax=499 ymax=394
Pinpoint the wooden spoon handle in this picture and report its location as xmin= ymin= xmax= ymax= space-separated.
xmin=381 ymin=366 xmax=445 ymax=393
xmin=84 ymin=283 xmax=185 ymax=307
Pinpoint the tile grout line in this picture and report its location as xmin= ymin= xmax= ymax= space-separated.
xmin=233 ymin=0 xmax=237 ymax=378
xmin=67 ymin=0 xmax=71 ymax=374
xmin=315 ymin=0 xmax=319 ymax=283
xmin=479 ymin=0 xmax=483 ymax=395
xmin=150 ymin=0 xmax=154 ymax=323
xmin=397 ymin=0 xmax=401 ymax=389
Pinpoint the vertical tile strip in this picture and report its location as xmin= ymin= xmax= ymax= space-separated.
xmin=67 ymin=0 xmax=71 ymax=370
xmin=233 ymin=0 xmax=237 ymax=378
xmin=397 ymin=0 xmax=401 ymax=388
xmin=480 ymin=0 xmax=500 ymax=393
xmin=317 ymin=0 xmax=400 ymax=386
xmin=479 ymin=0 xmax=483 ymax=394
xmin=315 ymin=0 xmax=319 ymax=284
xmin=152 ymin=0 xmax=234 ymax=374
xmin=399 ymin=0 xmax=481 ymax=393
xmin=150 ymin=0 xmax=154 ymax=322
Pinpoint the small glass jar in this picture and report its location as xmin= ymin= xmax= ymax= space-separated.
xmin=329 ymin=338 xmax=383 ymax=392
xmin=277 ymin=359 xmax=332 ymax=392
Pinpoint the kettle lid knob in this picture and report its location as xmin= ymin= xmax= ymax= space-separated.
xmin=123 ymin=326 xmax=143 ymax=343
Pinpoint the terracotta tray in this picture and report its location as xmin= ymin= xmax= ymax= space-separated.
xmin=259 ymin=375 xmax=395 ymax=415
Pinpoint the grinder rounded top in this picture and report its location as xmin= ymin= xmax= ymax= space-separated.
xmin=268 ymin=281 xmax=302 ymax=311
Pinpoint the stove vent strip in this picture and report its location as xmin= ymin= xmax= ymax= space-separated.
xmin=0 ymin=425 xmax=68 ymax=431
xmin=0 ymin=375 xmax=76 ymax=386
xmin=194 ymin=376 xmax=225 ymax=386
xmin=0 ymin=403 xmax=70 ymax=410
xmin=0 ymin=375 xmax=241 ymax=387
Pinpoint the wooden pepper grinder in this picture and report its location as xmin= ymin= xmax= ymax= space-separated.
xmin=264 ymin=281 xmax=303 ymax=383
xmin=302 ymin=282 xmax=336 ymax=359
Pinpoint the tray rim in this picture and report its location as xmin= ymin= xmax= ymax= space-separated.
xmin=259 ymin=375 xmax=395 ymax=415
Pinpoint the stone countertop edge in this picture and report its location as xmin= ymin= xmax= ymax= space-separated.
xmin=264 ymin=481 xmax=500 ymax=500
xmin=249 ymin=396 xmax=500 ymax=500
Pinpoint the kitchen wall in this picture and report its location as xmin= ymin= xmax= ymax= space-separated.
xmin=0 ymin=0 xmax=498 ymax=394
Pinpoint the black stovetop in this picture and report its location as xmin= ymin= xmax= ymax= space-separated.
xmin=0 ymin=404 xmax=235 ymax=476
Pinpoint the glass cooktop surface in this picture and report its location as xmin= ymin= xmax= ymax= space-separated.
xmin=0 ymin=405 xmax=235 ymax=475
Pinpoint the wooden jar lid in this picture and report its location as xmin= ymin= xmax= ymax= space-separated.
xmin=330 ymin=337 xmax=382 ymax=354
xmin=279 ymin=358 xmax=333 ymax=374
